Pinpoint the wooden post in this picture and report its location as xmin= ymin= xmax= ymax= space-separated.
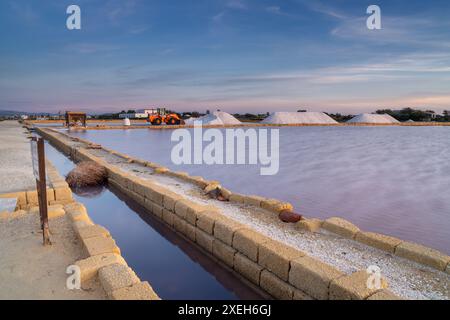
xmin=31 ymin=137 xmax=51 ymax=246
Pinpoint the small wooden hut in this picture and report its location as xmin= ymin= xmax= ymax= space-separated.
xmin=65 ymin=111 xmax=87 ymax=127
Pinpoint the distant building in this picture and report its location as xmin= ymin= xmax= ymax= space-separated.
xmin=20 ymin=115 xmax=29 ymax=120
xmin=119 ymin=108 xmax=157 ymax=119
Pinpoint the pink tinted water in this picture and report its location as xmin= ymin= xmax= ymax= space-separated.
xmin=68 ymin=126 xmax=450 ymax=254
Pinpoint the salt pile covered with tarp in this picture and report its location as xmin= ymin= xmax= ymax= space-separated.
xmin=185 ymin=111 xmax=241 ymax=125
xmin=261 ymin=112 xmax=338 ymax=124
xmin=347 ymin=113 xmax=400 ymax=124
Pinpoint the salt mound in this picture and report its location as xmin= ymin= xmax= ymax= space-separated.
xmin=347 ymin=113 xmax=399 ymax=124
xmin=261 ymin=112 xmax=338 ymax=124
xmin=185 ymin=111 xmax=241 ymax=125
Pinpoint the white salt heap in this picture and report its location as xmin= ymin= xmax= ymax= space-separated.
xmin=261 ymin=112 xmax=338 ymax=124
xmin=185 ymin=111 xmax=241 ymax=126
xmin=347 ymin=113 xmax=399 ymax=124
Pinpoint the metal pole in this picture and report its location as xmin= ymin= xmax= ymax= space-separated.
xmin=37 ymin=138 xmax=51 ymax=245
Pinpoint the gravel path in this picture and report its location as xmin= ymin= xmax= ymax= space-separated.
xmin=0 ymin=121 xmax=36 ymax=193
xmin=0 ymin=212 xmax=106 ymax=300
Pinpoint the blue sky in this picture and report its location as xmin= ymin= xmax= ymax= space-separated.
xmin=1 ymin=0 xmax=449 ymax=114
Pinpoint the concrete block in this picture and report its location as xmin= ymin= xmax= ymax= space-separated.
xmin=234 ymin=253 xmax=263 ymax=285
xmin=98 ymin=263 xmax=140 ymax=293
xmin=54 ymin=187 xmax=73 ymax=201
xmin=83 ymin=236 xmax=121 ymax=256
xmin=47 ymin=204 xmax=65 ymax=219
xmin=173 ymin=214 xmax=187 ymax=234
xmin=229 ymin=193 xmax=245 ymax=204
xmin=243 ymin=195 xmax=265 ymax=207
xmin=186 ymin=176 xmax=208 ymax=189
xmin=163 ymin=191 xmax=183 ymax=212
xmin=49 ymin=199 xmax=73 ymax=206
xmin=77 ymin=225 xmax=110 ymax=240
xmin=289 ymin=256 xmax=344 ymax=300
xmin=232 ymin=229 xmax=270 ymax=262
xmin=329 ymin=270 xmax=388 ymax=300
xmin=196 ymin=210 xmax=224 ymax=235
xmin=130 ymin=190 xmax=146 ymax=208
xmin=322 ymin=217 xmax=360 ymax=239
xmin=154 ymin=167 xmax=169 ymax=174
xmin=0 ymin=192 xmax=27 ymax=209
xmin=174 ymin=199 xmax=191 ymax=219
xmin=75 ymin=253 xmax=126 ymax=282
xmin=45 ymin=188 xmax=56 ymax=202
xmin=296 ymin=218 xmax=323 ymax=233
xmin=68 ymin=209 xmax=91 ymax=224
xmin=367 ymin=289 xmax=403 ymax=300
xmin=196 ymin=229 xmax=214 ymax=253
xmin=293 ymin=289 xmax=314 ymax=300
xmin=109 ymin=281 xmax=160 ymax=300
xmin=151 ymin=202 xmax=164 ymax=219
xmin=259 ymin=240 xmax=305 ymax=281
xmin=260 ymin=270 xmax=294 ymax=300
xmin=64 ymin=202 xmax=87 ymax=214
xmin=142 ymin=198 xmax=154 ymax=213
xmin=73 ymin=220 xmax=94 ymax=233
xmin=185 ymin=202 xmax=212 ymax=226
xmin=212 ymin=240 xmax=236 ymax=268
xmin=26 ymin=190 xmax=39 ymax=206
xmin=355 ymin=232 xmax=402 ymax=253
xmin=144 ymin=185 xmax=164 ymax=205
xmin=131 ymin=178 xmax=149 ymax=197
xmin=219 ymin=187 xmax=232 ymax=200
xmin=162 ymin=209 xmax=174 ymax=227
xmin=394 ymin=241 xmax=450 ymax=271
xmin=214 ymin=217 xmax=245 ymax=246
xmin=184 ymin=223 xmax=196 ymax=242
xmin=52 ymin=181 xmax=69 ymax=189
xmin=261 ymin=198 xmax=293 ymax=213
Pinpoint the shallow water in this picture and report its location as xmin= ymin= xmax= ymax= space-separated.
xmin=68 ymin=126 xmax=450 ymax=254
xmin=44 ymin=141 xmax=262 ymax=300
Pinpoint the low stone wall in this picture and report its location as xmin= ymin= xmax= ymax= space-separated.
xmin=37 ymin=127 xmax=441 ymax=300
xmin=66 ymin=201 xmax=160 ymax=300
xmin=0 ymin=158 xmax=73 ymax=213
xmin=0 ymin=165 xmax=72 ymax=211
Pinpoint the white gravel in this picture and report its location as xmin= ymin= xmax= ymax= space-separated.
xmin=347 ymin=113 xmax=400 ymax=124
xmin=261 ymin=112 xmax=338 ymax=124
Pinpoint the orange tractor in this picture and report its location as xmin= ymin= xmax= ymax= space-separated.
xmin=147 ymin=108 xmax=184 ymax=125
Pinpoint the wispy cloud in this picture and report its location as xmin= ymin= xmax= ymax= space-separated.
xmin=9 ymin=1 xmax=39 ymax=24
xmin=226 ymin=0 xmax=247 ymax=10
xmin=129 ymin=25 xmax=150 ymax=34
xmin=64 ymin=43 xmax=120 ymax=54
xmin=104 ymin=0 xmax=139 ymax=25
xmin=299 ymin=0 xmax=347 ymax=20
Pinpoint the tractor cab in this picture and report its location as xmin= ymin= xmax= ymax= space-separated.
xmin=147 ymin=107 xmax=184 ymax=125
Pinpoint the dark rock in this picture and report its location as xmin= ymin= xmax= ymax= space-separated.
xmin=279 ymin=210 xmax=302 ymax=223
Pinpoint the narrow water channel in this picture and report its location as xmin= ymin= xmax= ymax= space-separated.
xmin=44 ymin=141 xmax=263 ymax=300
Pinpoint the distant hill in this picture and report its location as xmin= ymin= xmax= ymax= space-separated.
xmin=0 ymin=110 xmax=58 ymax=116
xmin=0 ymin=109 xmax=32 ymax=116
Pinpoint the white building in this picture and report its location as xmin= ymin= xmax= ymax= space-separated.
xmin=119 ymin=109 xmax=158 ymax=119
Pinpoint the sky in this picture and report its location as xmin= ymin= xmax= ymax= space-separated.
xmin=0 ymin=0 xmax=449 ymax=114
